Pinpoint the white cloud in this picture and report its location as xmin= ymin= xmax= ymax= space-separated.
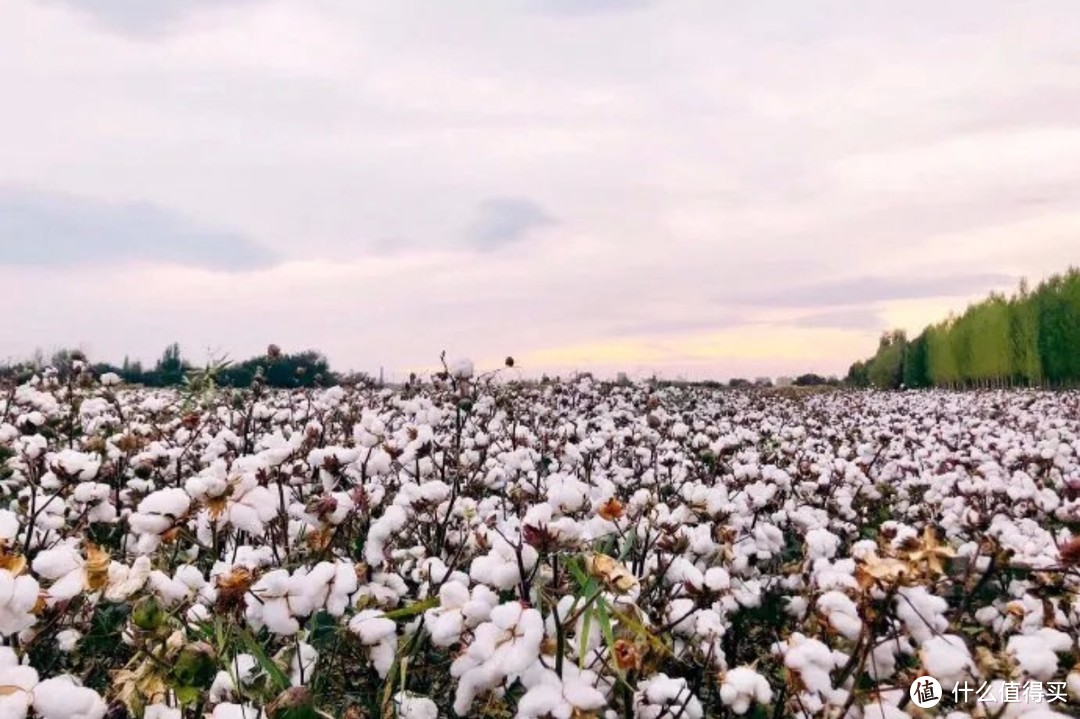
xmin=1 ymin=0 xmax=1078 ymax=378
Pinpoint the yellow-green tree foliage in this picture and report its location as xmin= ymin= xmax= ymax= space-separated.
xmin=847 ymin=268 xmax=1080 ymax=388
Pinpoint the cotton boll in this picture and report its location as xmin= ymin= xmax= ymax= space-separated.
xmin=1007 ymin=629 xmax=1073 ymax=680
xmin=0 ymin=646 xmax=38 ymax=718
xmin=516 ymin=663 xmax=607 ymax=719
xmin=288 ymin=642 xmax=319 ymax=686
xmin=719 ymin=667 xmax=773 ymax=715
xmin=365 ymin=505 xmax=409 ymax=566
xmin=48 ymin=450 xmax=101 ymax=481
xmin=450 ymin=358 xmax=474 ymax=379
xmin=211 ymin=704 xmax=263 ymax=719
xmin=350 ymin=611 xmax=397 ymax=645
xmin=634 ymin=673 xmax=703 ymax=719
xmin=920 ymin=635 xmax=976 ymax=689
xmin=816 ymin=591 xmax=862 ymax=642
xmin=55 ymin=629 xmax=82 ymax=652
xmin=392 ymin=693 xmax=439 ymax=719
xmin=780 ymin=633 xmax=844 ymax=696
xmin=450 ymin=604 xmax=545 ymax=715
xmin=805 ymin=528 xmax=841 ymax=560
xmin=1067 ymin=671 xmax=1080 ymax=701
xmin=895 ymin=586 xmax=948 ymax=643
xmin=0 ymin=570 xmax=41 ymax=637
xmin=32 ymin=676 xmax=106 ymax=719
xmin=144 ymin=706 xmax=181 ymax=719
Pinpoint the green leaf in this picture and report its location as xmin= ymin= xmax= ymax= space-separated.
xmin=383 ymin=596 xmax=439 ymax=621
xmin=595 ymin=597 xmax=621 ymax=678
xmin=578 ymin=605 xmax=593 ymax=670
xmin=174 ymin=685 xmax=201 ymax=706
xmin=239 ymin=628 xmax=291 ymax=692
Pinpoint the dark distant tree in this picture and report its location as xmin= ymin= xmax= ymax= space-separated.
xmin=727 ymin=378 xmax=752 ymax=389
xmin=846 ymin=361 xmax=869 ymax=387
xmin=150 ymin=343 xmax=188 ymax=386
xmin=793 ymin=373 xmax=828 ymax=386
xmin=902 ymin=332 xmax=930 ymax=388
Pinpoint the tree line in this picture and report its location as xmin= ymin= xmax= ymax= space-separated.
xmin=847 ymin=268 xmax=1080 ymax=389
xmin=2 ymin=343 xmax=343 ymax=389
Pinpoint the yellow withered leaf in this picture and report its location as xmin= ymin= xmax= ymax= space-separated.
xmin=84 ymin=543 xmax=112 ymax=591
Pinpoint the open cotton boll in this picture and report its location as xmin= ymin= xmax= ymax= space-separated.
xmin=144 ymin=706 xmax=181 ymax=719
xmin=450 ymin=604 xmax=545 ymax=715
xmin=0 ymin=570 xmax=41 ymax=637
xmin=245 ymin=569 xmax=313 ymax=636
xmin=392 ymin=692 xmax=439 ymax=719
xmin=0 ymin=646 xmax=38 ymax=718
xmin=634 ymin=673 xmax=704 ymax=719
xmin=719 ymin=667 xmax=773 ymax=715
xmin=349 ymin=610 xmax=399 ymax=677
xmin=863 ymin=703 xmax=912 ymax=719
xmin=920 ymin=635 xmax=976 ymax=688
xmin=289 ymin=642 xmax=319 ymax=686
xmin=55 ymin=629 xmax=82 ymax=652
xmin=211 ymin=704 xmax=263 ymax=719
xmin=816 ymin=591 xmax=862 ymax=641
xmin=1007 ymin=628 xmax=1073 ymax=680
xmin=895 ymin=586 xmax=949 ymax=643
xmin=129 ymin=488 xmax=191 ymax=536
xmin=516 ymin=662 xmax=607 ymax=719
xmin=365 ymin=505 xmax=409 ymax=566
xmin=450 ymin=358 xmax=474 ymax=379
xmin=780 ymin=633 xmax=845 ymax=696
xmin=805 ymin=528 xmax=841 ymax=560
xmin=48 ymin=450 xmax=101 ymax=481
xmin=31 ymin=676 xmax=106 ymax=719
xmin=104 ymin=556 xmax=152 ymax=601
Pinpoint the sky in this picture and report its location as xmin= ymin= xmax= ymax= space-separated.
xmin=1 ymin=0 xmax=1079 ymax=381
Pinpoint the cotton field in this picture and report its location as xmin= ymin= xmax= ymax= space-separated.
xmin=1 ymin=365 xmax=1079 ymax=719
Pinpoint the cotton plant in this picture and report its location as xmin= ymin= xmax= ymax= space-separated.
xmin=0 ymin=370 xmax=1079 ymax=718
xmin=450 ymin=602 xmax=545 ymax=715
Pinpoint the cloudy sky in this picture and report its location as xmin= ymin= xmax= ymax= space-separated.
xmin=2 ymin=0 xmax=1078 ymax=380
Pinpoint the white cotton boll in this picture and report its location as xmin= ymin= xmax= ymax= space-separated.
xmin=450 ymin=358 xmax=474 ymax=379
xmin=805 ymin=528 xmax=841 ymax=560
xmin=1067 ymin=672 xmax=1080 ymax=701
xmin=99 ymin=372 xmax=121 ymax=387
xmin=704 ymin=567 xmax=731 ymax=591
xmin=392 ymin=692 xmax=439 ymax=719
xmin=782 ymin=633 xmax=842 ymax=696
xmin=719 ymin=667 xmax=773 ymax=715
xmin=289 ymin=642 xmax=319 ymax=686
xmin=634 ymin=674 xmax=703 ymax=719
xmin=0 ymin=570 xmax=41 ymax=637
xmin=816 ymin=591 xmax=862 ymax=642
xmin=72 ymin=483 xmax=110 ymax=504
xmin=211 ymin=704 xmax=263 ymax=719
xmin=32 ymin=676 xmax=106 ymax=719
xmin=365 ymin=505 xmax=408 ymax=566
xmin=0 ymin=512 xmax=20 ymax=544
xmin=920 ymin=635 xmax=976 ymax=688
xmin=104 ymin=557 xmax=152 ymax=601
xmin=144 ymin=706 xmax=181 ymax=719
xmin=49 ymin=450 xmax=101 ymax=481
xmin=1007 ymin=629 xmax=1073 ymax=680
xmin=349 ymin=610 xmax=397 ymax=645
xmin=56 ymin=629 xmax=82 ymax=652
xmin=32 ymin=545 xmax=82 ymax=581
xmin=148 ymin=571 xmax=191 ymax=607
xmin=895 ymin=586 xmax=948 ymax=643
xmin=863 ymin=703 xmax=911 ymax=719
xmin=0 ymin=646 xmax=38 ymax=718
